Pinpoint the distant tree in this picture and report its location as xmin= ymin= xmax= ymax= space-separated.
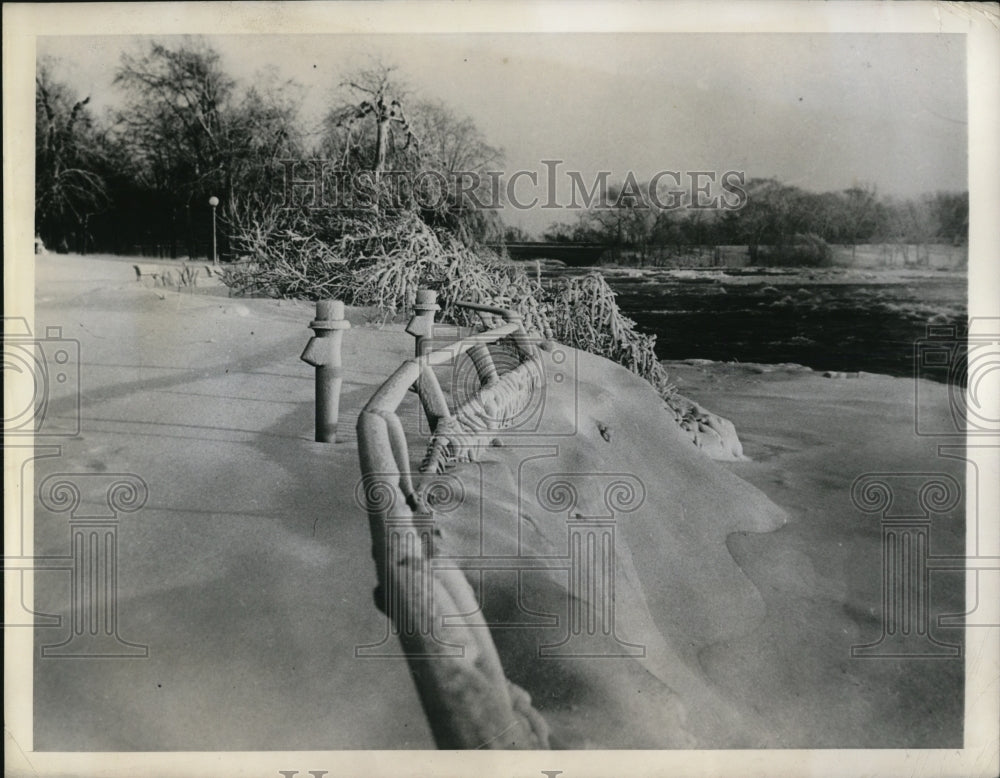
xmin=842 ymin=184 xmax=887 ymax=258
xmin=732 ymin=178 xmax=806 ymax=263
xmin=926 ymin=191 xmax=968 ymax=244
xmin=319 ymin=62 xmax=505 ymax=243
xmin=116 ymin=40 xmax=234 ymax=198
xmin=796 ymin=190 xmax=849 ymax=243
xmin=541 ymin=221 xmax=579 ymax=242
xmin=409 ymin=98 xmax=504 ymax=242
xmin=503 ymin=225 xmax=532 ymax=243
xmin=875 ymin=190 xmax=967 ymax=266
xmin=648 ymin=208 xmax=684 ymax=249
xmin=35 ymin=60 xmax=110 ymax=251
xmin=322 ymin=62 xmax=417 ymax=181
xmin=569 ymin=182 xmax=652 ymax=252
xmin=225 ymin=69 xmax=306 ymax=195
xmin=114 ymin=39 xmax=303 ymax=257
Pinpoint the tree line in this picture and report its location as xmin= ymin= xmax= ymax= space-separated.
xmin=540 ymin=178 xmax=967 ymax=265
xmin=35 ymin=40 xmax=502 ymax=258
xmin=36 ymin=39 xmax=967 ymax=266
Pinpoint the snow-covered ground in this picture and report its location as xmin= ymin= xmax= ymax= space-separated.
xmin=18 ymin=253 xmax=966 ymax=754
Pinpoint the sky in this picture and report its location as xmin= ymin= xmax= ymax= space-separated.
xmin=39 ymin=33 xmax=967 ymax=236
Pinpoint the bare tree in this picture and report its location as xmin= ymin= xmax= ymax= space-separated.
xmin=320 ymin=62 xmax=505 ymax=243
xmin=35 ymin=59 xmax=109 ymax=250
xmin=113 ymin=38 xmax=304 ymax=257
xmin=409 ymin=99 xmax=504 ymax=242
xmin=324 ymin=62 xmax=417 ymax=181
xmin=842 ymin=183 xmax=882 ymax=261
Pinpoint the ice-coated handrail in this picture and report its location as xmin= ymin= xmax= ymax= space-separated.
xmin=355 ymin=297 xmax=550 ymax=750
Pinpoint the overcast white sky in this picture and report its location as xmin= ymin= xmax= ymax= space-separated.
xmin=39 ymin=33 xmax=967 ymax=235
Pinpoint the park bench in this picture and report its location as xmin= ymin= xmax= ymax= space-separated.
xmin=133 ymin=263 xmax=210 ymax=288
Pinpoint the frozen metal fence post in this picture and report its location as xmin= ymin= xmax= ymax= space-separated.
xmin=406 ymin=287 xmax=440 ymax=357
xmin=406 ymin=288 xmax=452 ymax=430
xmin=300 ymin=299 xmax=350 ymax=443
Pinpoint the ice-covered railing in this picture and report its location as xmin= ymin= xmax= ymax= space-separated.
xmin=419 ymin=300 xmax=542 ymax=474
xmin=355 ymin=294 xmax=550 ymax=749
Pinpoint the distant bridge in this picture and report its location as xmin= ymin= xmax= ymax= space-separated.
xmin=488 ymin=242 xmax=608 ymax=266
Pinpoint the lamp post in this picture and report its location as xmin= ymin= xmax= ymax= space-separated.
xmin=208 ymin=196 xmax=219 ymax=265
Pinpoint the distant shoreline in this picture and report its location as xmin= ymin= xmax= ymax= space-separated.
xmin=662 ymin=358 xmax=926 ymax=383
xmin=548 ymin=262 xmax=968 ymax=284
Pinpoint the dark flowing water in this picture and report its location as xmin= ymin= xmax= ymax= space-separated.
xmin=545 ymin=266 xmax=968 ymax=380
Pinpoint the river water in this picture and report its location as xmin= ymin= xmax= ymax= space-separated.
xmin=542 ymin=265 xmax=968 ymax=381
